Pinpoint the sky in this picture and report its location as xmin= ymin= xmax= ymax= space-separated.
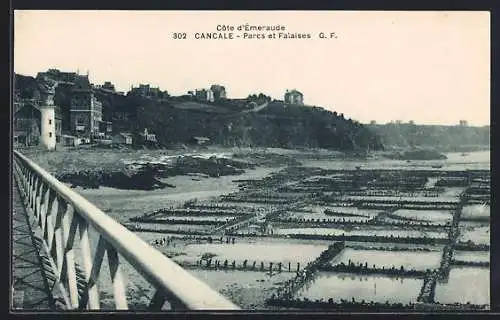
xmin=14 ymin=10 xmax=490 ymax=126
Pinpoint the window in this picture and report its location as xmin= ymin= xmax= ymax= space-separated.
xmin=49 ymin=132 xmax=52 ymax=138
xmin=49 ymin=119 xmax=52 ymax=125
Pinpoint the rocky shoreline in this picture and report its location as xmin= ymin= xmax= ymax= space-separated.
xmin=56 ymin=155 xmax=253 ymax=190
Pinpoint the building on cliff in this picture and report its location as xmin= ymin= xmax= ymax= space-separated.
xmin=16 ymin=69 xmax=116 ymax=145
xmin=138 ymin=128 xmax=157 ymax=143
xmin=99 ymin=120 xmax=113 ymax=136
xmin=195 ymin=88 xmax=215 ymax=102
xmin=112 ymin=132 xmax=133 ymax=145
xmin=284 ymin=89 xmax=304 ymax=105
xmin=459 ymin=120 xmax=469 ymax=127
xmin=61 ymin=134 xmax=82 ymax=147
xmin=13 ymin=82 xmax=62 ymax=149
xmin=14 ymin=104 xmax=41 ymax=147
xmin=101 ymin=81 xmax=116 ymax=92
xmin=128 ymin=84 xmax=167 ymax=99
xmin=193 ymin=85 xmax=226 ymax=102
xmin=69 ymin=75 xmax=103 ymax=138
xmin=192 ymin=136 xmax=210 ymax=146
xmin=210 ymin=84 xmax=227 ymax=101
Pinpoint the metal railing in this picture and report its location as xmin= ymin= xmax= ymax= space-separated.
xmin=13 ymin=150 xmax=240 ymax=311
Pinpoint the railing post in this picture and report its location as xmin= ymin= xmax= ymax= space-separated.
xmin=148 ymin=290 xmax=166 ymax=310
xmin=51 ymin=196 xmax=65 ymax=276
xmin=106 ymin=245 xmax=128 ymax=309
xmin=40 ymin=187 xmax=51 ymax=240
xmin=21 ymin=163 xmax=28 ymax=191
xmin=13 ymin=162 xmax=21 ymax=189
xmin=78 ymin=219 xmax=103 ymax=310
xmin=32 ymin=176 xmax=38 ymax=213
xmin=26 ymin=170 xmax=32 ymax=205
xmin=35 ymin=179 xmax=44 ymax=220
xmin=61 ymin=203 xmax=79 ymax=309
xmin=13 ymin=161 xmax=23 ymax=192
xmin=29 ymin=175 xmax=37 ymax=212
xmin=45 ymin=190 xmax=56 ymax=252
xmin=12 ymin=162 xmax=21 ymax=194
xmin=22 ymin=166 xmax=28 ymax=194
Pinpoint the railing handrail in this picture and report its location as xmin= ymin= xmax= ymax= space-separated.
xmin=13 ymin=150 xmax=240 ymax=310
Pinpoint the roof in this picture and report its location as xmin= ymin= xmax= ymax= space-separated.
xmin=193 ymin=136 xmax=210 ymax=141
xmin=71 ymin=75 xmax=92 ymax=92
xmin=286 ymin=89 xmax=303 ymax=96
xmin=61 ymin=134 xmax=78 ymax=139
xmin=210 ymin=84 xmax=226 ymax=90
xmin=115 ymin=132 xmax=133 ymax=137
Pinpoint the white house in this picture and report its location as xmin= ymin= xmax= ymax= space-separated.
xmin=140 ymin=128 xmax=157 ymax=143
xmin=284 ymin=89 xmax=304 ymax=105
xmin=112 ymin=133 xmax=133 ymax=144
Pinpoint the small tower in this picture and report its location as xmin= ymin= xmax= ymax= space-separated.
xmin=39 ymin=85 xmax=56 ymax=150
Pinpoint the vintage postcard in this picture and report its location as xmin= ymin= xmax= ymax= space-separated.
xmin=11 ymin=10 xmax=490 ymax=312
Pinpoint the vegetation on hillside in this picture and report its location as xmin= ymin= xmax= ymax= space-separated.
xmin=368 ymin=123 xmax=490 ymax=151
xmin=14 ymin=73 xmax=385 ymax=151
xmin=14 ymin=74 xmax=39 ymax=99
xmin=134 ymin=100 xmax=384 ymax=150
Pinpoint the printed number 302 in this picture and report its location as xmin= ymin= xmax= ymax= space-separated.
xmin=173 ymin=33 xmax=187 ymax=39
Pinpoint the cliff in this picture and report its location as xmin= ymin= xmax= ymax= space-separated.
xmin=367 ymin=123 xmax=490 ymax=152
xmin=14 ymin=73 xmax=384 ymax=151
xmin=134 ymin=100 xmax=384 ymax=150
